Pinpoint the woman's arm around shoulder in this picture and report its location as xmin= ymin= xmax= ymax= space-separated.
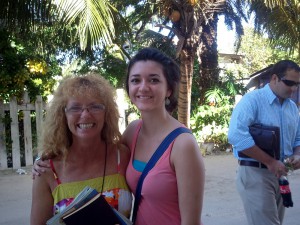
xmin=171 ymin=133 xmax=205 ymax=225
xmin=118 ymin=144 xmax=131 ymax=175
xmin=31 ymin=159 xmax=51 ymax=179
xmin=30 ymin=167 xmax=55 ymax=225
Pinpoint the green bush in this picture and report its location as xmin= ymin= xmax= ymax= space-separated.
xmin=190 ymin=72 xmax=246 ymax=151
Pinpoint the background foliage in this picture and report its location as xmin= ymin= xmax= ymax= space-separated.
xmin=0 ymin=29 xmax=61 ymax=102
xmin=0 ymin=0 xmax=300 ymax=163
xmin=191 ymin=71 xmax=246 ymax=150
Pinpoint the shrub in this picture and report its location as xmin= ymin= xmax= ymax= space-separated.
xmin=190 ymin=72 xmax=246 ymax=151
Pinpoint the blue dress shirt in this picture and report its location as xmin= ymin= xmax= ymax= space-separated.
xmin=228 ymin=84 xmax=300 ymax=161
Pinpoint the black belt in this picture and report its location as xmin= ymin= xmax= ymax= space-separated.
xmin=238 ymin=160 xmax=267 ymax=169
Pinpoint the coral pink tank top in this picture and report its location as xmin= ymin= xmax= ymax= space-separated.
xmin=126 ymin=121 xmax=181 ymax=225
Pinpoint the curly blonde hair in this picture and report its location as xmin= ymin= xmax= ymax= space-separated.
xmin=39 ymin=72 xmax=122 ymax=159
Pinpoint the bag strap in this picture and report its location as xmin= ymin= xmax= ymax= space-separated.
xmin=132 ymin=127 xmax=191 ymax=224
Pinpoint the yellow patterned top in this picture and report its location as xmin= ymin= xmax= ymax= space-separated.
xmin=51 ymin=174 xmax=132 ymax=217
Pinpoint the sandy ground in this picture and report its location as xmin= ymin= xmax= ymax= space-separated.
xmin=202 ymin=154 xmax=300 ymax=225
xmin=0 ymin=153 xmax=299 ymax=225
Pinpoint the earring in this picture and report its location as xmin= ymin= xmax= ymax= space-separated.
xmin=165 ymin=97 xmax=170 ymax=106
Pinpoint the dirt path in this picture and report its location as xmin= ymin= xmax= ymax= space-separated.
xmin=0 ymin=154 xmax=299 ymax=225
xmin=202 ymin=154 xmax=300 ymax=225
xmin=0 ymin=169 xmax=32 ymax=225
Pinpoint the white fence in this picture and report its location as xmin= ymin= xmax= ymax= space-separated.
xmin=0 ymin=89 xmax=129 ymax=170
xmin=0 ymin=92 xmax=44 ymax=169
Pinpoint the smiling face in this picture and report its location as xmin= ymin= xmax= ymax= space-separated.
xmin=65 ymin=97 xmax=105 ymax=141
xmin=128 ymin=60 xmax=171 ymax=113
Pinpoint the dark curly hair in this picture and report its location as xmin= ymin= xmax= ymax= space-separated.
xmin=125 ymin=47 xmax=180 ymax=113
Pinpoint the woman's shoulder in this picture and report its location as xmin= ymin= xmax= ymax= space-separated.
xmin=34 ymin=160 xmax=58 ymax=190
xmin=171 ymin=129 xmax=203 ymax=164
xmin=122 ymin=119 xmax=141 ymax=144
xmin=125 ymin=119 xmax=141 ymax=131
xmin=172 ymin=128 xmax=199 ymax=152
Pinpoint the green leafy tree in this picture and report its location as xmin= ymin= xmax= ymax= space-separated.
xmin=0 ymin=0 xmax=120 ymax=50
xmin=235 ymin=27 xmax=300 ymax=76
xmin=191 ymin=71 xmax=246 ymax=150
xmin=0 ymin=30 xmax=61 ymax=101
xmin=247 ymin=0 xmax=300 ymax=60
xmin=105 ymin=0 xmax=247 ymax=127
xmin=2 ymin=0 xmax=298 ymax=125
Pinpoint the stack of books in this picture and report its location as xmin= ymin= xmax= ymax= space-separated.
xmin=46 ymin=186 xmax=132 ymax=225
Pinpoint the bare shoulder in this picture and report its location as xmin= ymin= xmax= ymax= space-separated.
xmin=32 ymin=163 xmax=55 ymax=188
xmin=123 ymin=119 xmax=140 ymax=134
xmin=34 ymin=158 xmax=60 ymax=191
xmin=175 ymin=131 xmax=199 ymax=148
xmin=171 ymin=132 xmax=201 ymax=159
xmin=171 ymin=132 xmax=204 ymax=172
xmin=122 ymin=119 xmax=141 ymax=146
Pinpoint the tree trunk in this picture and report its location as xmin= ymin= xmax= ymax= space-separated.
xmin=197 ymin=14 xmax=219 ymax=105
xmin=174 ymin=1 xmax=224 ymax=127
xmin=176 ymin=5 xmax=202 ymax=128
xmin=178 ymin=48 xmax=195 ymax=127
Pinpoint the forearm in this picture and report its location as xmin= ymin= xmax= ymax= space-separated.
xmin=30 ymin=177 xmax=54 ymax=225
xmin=174 ymin=137 xmax=205 ymax=225
xmin=179 ymin=157 xmax=205 ymax=225
xmin=180 ymin=193 xmax=203 ymax=225
xmin=240 ymin=145 xmax=276 ymax=165
xmin=240 ymin=145 xmax=286 ymax=177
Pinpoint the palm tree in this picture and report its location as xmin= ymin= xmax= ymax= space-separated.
xmin=197 ymin=1 xmax=245 ymax=105
xmin=0 ymin=0 xmax=119 ymax=50
xmin=110 ymin=0 xmax=246 ymax=127
xmin=163 ymin=0 xmax=299 ymax=126
xmin=0 ymin=0 xmax=53 ymax=32
xmin=153 ymin=0 xmax=246 ymax=127
xmin=247 ymin=0 xmax=300 ymax=60
xmin=3 ymin=0 xmax=297 ymax=128
xmin=197 ymin=14 xmax=219 ymax=105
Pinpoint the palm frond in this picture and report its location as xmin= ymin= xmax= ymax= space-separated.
xmin=0 ymin=0 xmax=53 ymax=32
xmin=56 ymin=0 xmax=116 ymax=50
xmin=249 ymin=0 xmax=300 ymax=55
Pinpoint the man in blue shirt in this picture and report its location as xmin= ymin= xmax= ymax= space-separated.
xmin=228 ymin=60 xmax=300 ymax=225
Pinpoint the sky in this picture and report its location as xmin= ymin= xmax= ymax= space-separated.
xmin=218 ymin=14 xmax=255 ymax=53
xmin=150 ymin=15 xmax=247 ymax=54
xmin=217 ymin=15 xmax=236 ymax=53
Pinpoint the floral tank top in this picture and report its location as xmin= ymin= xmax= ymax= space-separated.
xmin=50 ymin=150 xmax=132 ymax=218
